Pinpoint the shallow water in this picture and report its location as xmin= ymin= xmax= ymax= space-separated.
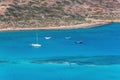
xmin=0 ymin=23 xmax=120 ymax=80
xmin=1 ymin=63 xmax=120 ymax=80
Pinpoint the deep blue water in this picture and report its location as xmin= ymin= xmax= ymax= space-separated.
xmin=0 ymin=23 xmax=120 ymax=80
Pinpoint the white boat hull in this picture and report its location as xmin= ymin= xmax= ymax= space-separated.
xmin=31 ymin=43 xmax=42 ymax=47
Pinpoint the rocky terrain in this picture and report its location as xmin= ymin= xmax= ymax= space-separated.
xmin=0 ymin=0 xmax=120 ymax=29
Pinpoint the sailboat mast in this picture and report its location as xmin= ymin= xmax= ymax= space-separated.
xmin=36 ymin=31 xmax=39 ymax=44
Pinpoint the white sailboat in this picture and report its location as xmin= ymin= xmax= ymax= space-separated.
xmin=31 ymin=31 xmax=42 ymax=47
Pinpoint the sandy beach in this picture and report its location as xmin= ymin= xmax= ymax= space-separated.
xmin=0 ymin=20 xmax=117 ymax=32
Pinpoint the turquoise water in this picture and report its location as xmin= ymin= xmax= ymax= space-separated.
xmin=0 ymin=23 xmax=120 ymax=80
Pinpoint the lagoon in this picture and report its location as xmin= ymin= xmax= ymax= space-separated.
xmin=0 ymin=23 xmax=120 ymax=80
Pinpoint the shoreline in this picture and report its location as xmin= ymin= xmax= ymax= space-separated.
xmin=0 ymin=20 xmax=118 ymax=32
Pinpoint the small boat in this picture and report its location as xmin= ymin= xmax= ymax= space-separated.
xmin=44 ymin=37 xmax=51 ymax=40
xmin=31 ymin=43 xmax=42 ymax=47
xmin=31 ymin=31 xmax=42 ymax=48
xmin=75 ymin=40 xmax=83 ymax=44
xmin=65 ymin=36 xmax=71 ymax=39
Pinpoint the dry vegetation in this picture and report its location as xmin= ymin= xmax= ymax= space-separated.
xmin=0 ymin=0 xmax=120 ymax=29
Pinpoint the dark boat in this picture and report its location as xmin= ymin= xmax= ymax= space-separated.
xmin=75 ymin=40 xmax=83 ymax=44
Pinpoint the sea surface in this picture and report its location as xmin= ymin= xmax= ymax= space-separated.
xmin=0 ymin=23 xmax=120 ymax=80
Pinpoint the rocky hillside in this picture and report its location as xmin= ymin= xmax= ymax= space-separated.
xmin=0 ymin=0 xmax=120 ymax=28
